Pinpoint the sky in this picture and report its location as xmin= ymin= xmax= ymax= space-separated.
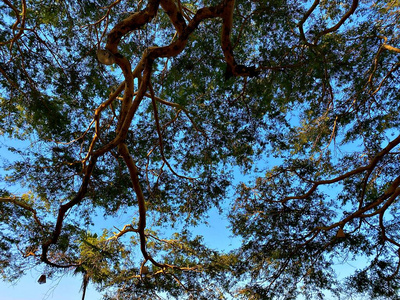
xmin=0 ymin=137 xmax=366 ymax=300
xmin=0 ymin=4 xmax=376 ymax=295
xmin=0 ymin=138 xmax=98 ymax=299
xmin=0 ymin=136 xmax=240 ymax=299
xmin=0 ymin=274 xmax=101 ymax=300
xmin=0 ymin=206 xmax=240 ymax=300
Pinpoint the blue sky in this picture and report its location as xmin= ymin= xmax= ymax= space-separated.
xmin=0 ymin=135 xmax=239 ymax=299
xmin=0 ymin=207 xmax=239 ymax=300
xmin=0 ymin=139 xmax=100 ymax=299
xmin=0 ymin=274 xmax=101 ymax=300
xmin=0 ymin=137 xmax=367 ymax=299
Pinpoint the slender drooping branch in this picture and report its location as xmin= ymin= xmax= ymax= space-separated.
xmin=39 ymin=0 xmax=280 ymax=268
xmin=118 ymin=141 xmax=195 ymax=270
xmin=0 ymin=196 xmax=43 ymax=228
xmin=280 ymin=134 xmax=400 ymax=203
xmin=41 ymin=155 xmax=98 ymax=267
xmin=313 ymin=0 xmax=359 ymax=43
xmin=298 ymin=0 xmax=359 ymax=45
xmin=0 ymin=0 xmax=27 ymax=48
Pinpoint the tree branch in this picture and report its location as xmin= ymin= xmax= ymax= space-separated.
xmin=0 ymin=0 xmax=26 ymax=48
xmin=0 ymin=196 xmax=43 ymax=228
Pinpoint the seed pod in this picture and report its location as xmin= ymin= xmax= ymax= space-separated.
xmin=38 ymin=274 xmax=46 ymax=284
xmin=336 ymin=228 xmax=346 ymax=238
xmin=97 ymin=49 xmax=115 ymax=65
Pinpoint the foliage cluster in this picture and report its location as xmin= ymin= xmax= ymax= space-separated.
xmin=1 ymin=0 xmax=400 ymax=299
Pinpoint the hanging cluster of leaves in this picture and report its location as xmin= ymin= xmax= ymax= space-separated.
xmin=1 ymin=0 xmax=400 ymax=299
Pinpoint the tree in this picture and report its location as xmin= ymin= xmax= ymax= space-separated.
xmin=1 ymin=0 xmax=400 ymax=299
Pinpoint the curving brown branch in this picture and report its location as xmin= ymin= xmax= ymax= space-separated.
xmin=148 ymin=82 xmax=196 ymax=180
xmin=264 ymin=134 xmax=400 ymax=253
xmin=320 ymin=175 xmax=400 ymax=232
xmin=0 ymin=0 xmax=27 ymax=48
xmin=37 ymin=0 xmax=273 ymax=271
xmin=108 ymin=224 xmax=139 ymax=241
xmin=313 ymin=0 xmax=359 ymax=44
xmin=298 ymin=0 xmax=319 ymax=43
xmin=118 ymin=142 xmax=197 ymax=271
xmin=298 ymin=0 xmax=359 ymax=45
xmin=221 ymin=0 xmax=236 ymax=73
xmin=39 ymin=4 xmax=182 ymax=265
xmin=281 ymin=134 xmax=400 ymax=203
xmin=220 ymin=0 xmax=258 ymax=78
xmin=0 ymin=195 xmax=43 ymax=228
xmin=40 ymin=155 xmax=98 ymax=268
xmin=368 ymin=35 xmax=400 ymax=94
xmin=106 ymin=0 xmax=161 ymax=53
xmin=160 ymin=0 xmax=187 ymax=35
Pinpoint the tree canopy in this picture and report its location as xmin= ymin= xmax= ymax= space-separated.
xmin=1 ymin=0 xmax=400 ymax=299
